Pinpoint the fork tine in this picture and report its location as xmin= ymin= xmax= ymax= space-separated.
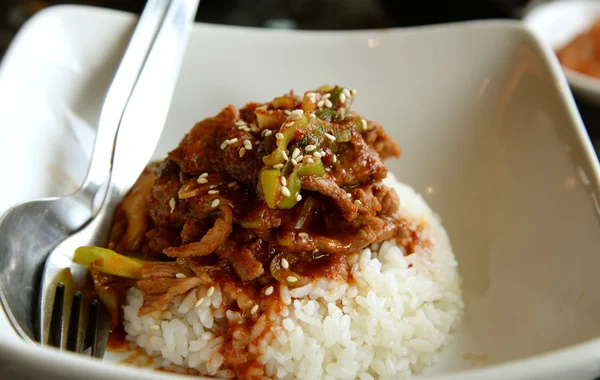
xmin=47 ymin=283 xmax=64 ymax=348
xmin=84 ymin=300 xmax=111 ymax=358
xmin=83 ymin=299 xmax=98 ymax=354
xmin=48 ymin=269 xmax=76 ymax=349
xmin=92 ymin=301 xmax=111 ymax=358
xmin=66 ymin=291 xmax=82 ymax=352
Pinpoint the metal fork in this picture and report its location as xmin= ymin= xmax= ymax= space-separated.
xmin=0 ymin=0 xmax=172 ymax=343
xmin=39 ymin=0 xmax=200 ymax=356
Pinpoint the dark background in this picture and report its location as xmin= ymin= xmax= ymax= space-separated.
xmin=0 ymin=0 xmax=599 ymax=149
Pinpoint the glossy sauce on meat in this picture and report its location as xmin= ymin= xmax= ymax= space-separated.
xmin=95 ymin=86 xmax=423 ymax=379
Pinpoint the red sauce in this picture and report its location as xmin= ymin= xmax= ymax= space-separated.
xmin=557 ymin=19 xmax=600 ymax=79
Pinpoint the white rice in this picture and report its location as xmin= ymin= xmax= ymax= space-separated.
xmin=122 ymin=176 xmax=463 ymax=379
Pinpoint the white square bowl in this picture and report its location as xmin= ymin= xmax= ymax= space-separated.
xmin=1 ymin=5 xmax=600 ymax=380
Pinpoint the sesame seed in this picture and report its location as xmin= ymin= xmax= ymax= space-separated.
xmin=362 ymin=119 xmax=368 ymax=129
xmin=325 ymin=99 xmax=333 ymax=108
xmin=208 ymin=190 xmax=220 ymax=195
xmin=305 ymin=145 xmax=316 ymax=152
xmin=313 ymin=152 xmax=322 ymax=158
xmin=284 ymin=121 xmax=294 ymax=127
xmin=235 ymin=121 xmax=246 ymax=126
xmin=200 ymin=172 xmax=209 ymax=178
xmin=296 ymin=194 xmax=302 ymax=201
xmin=346 ymin=192 xmax=352 ymax=198
xmin=306 ymin=92 xmax=316 ymax=98
xmin=291 ymin=159 xmax=298 ymax=165
xmin=354 ymin=200 xmax=362 ymax=207
xmin=322 ymin=93 xmax=331 ymax=99
xmin=197 ymin=177 xmax=208 ymax=184
xmin=292 ymin=148 xmax=300 ymax=159
xmin=333 ymin=155 xmax=337 ymax=163
xmin=343 ymin=88 xmax=351 ymax=98
xmin=275 ymin=133 xmax=284 ymax=140
xmin=175 ymin=273 xmax=186 ymax=279
xmin=239 ymin=147 xmax=246 ymax=157
xmin=324 ymin=133 xmax=336 ymax=141
xmin=317 ymin=100 xmax=325 ymax=108
xmin=150 ymin=324 xmax=160 ymax=331
xmin=339 ymin=93 xmax=346 ymax=103
xmin=351 ymin=89 xmax=357 ymax=96
xmin=296 ymin=155 xmax=304 ymax=162
xmin=313 ymin=249 xmax=319 ymax=253
xmin=281 ymin=258 xmax=289 ymax=269
xmin=284 ymin=110 xmax=291 ymax=115
xmin=299 ymin=232 xmax=309 ymax=238
xmin=281 ymin=151 xmax=289 ymax=160
xmin=306 ymin=158 xmax=314 ymax=164
xmin=194 ymin=298 xmax=204 ymax=307
xmin=227 ymin=138 xmax=238 ymax=144
xmin=169 ymin=197 xmax=176 ymax=212
xmin=228 ymin=181 xmax=237 ymax=188
xmin=244 ymin=139 xmax=251 ymax=146
xmin=310 ymin=113 xmax=316 ymax=119
xmin=265 ymin=286 xmax=274 ymax=296
xmin=281 ymin=186 xmax=291 ymax=197
xmin=206 ymin=286 xmax=215 ymax=297
xmin=220 ymin=141 xmax=228 ymax=149
xmin=245 ymin=144 xmax=252 ymax=151
xmin=273 ymin=163 xmax=284 ymax=169
xmin=291 ymin=109 xmax=304 ymax=116
xmin=211 ymin=199 xmax=220 ymax=208
xmin=261 ymin=129 xmax=268 ymax=136
xmin=264 ymin=130 xmax=272 ymax=137
xmin=251 ymin=304 xmax=259 ymax=314
xmin=287 ymin=276 xmax=298 ymax=283
xmin=281 ymin=176 xmax=287 ymax=186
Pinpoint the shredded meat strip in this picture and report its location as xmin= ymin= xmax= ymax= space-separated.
xmin=218 ymin=241 xmax=265 ymax=282
xmin=141 ymin=262 xmax=195 ymax=279
xmin=117 ymin=168 xmax=156 ymax=252
xmin=361 ymin=122 xmax=402 ymax=160
xmin=163 ymin=207 xmax=233 ymax=258
xmin=276 ymin=220 xmax=399 ymax=254
xmin=300 ymin=175 xmax=357 ymax=221
xmin=137 ymin=277 xmax=208 ymax=315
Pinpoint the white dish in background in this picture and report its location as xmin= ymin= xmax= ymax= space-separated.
xmin=1 ymin=4 xmax=600 ymax=380
xmin=524 ymin=0 xmax=600 ymax=104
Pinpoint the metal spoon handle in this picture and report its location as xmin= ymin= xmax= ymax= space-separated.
xmin=77 ymin=0 xmax=170 ymax=201
xmin=38 ymin=0 xmax=199 ymax=352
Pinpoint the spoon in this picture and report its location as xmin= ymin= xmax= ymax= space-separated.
xmin=0 ymin=0 xmax=171 ymax=342
xmin=38 ymin=0 xmax=201 ymax=350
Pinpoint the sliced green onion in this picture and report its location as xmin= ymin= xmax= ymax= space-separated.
xmin=74 ymin=246 xmax=147 ymax=280
xmin=277 ymin=173 xmax=301 ymax=209
xmin=260 ymin=168 xmax=281 ymax=208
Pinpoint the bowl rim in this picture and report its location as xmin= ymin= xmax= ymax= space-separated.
xmin=1 ymin=4 xmax=600 ymax=380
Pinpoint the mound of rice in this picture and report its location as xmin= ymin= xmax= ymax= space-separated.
xmin=122 ymin=175 xmax=463 ymax=379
